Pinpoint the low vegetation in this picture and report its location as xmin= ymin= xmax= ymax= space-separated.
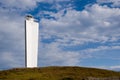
xmin=0 ymin=66 xmax=120 ymax=80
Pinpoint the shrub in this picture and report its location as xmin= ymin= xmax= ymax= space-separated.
xmin=62 ymin=77 xmax=74 ymax=80
xmin=28 ymin=78 xmax=37 ymax=80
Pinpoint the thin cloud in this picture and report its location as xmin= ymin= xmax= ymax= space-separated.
xmin=97 ymin=0 xmax=120 ymax=7
xmin=40 ymin=4 xmax=120 ymax=45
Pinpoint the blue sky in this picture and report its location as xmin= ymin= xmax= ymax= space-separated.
xmin=0 ymin=0 xmax=120 ymax=70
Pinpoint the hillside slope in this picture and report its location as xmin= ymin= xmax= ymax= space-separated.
xmin=0 ymin=66 xmax=120 ymax=80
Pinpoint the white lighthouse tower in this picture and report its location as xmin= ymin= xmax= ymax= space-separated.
xmin=25 ymin=15 xmax=39 ymax=68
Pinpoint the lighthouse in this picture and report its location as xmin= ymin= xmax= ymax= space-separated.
xmin=25 ymin=15 xmax=39 ymax=68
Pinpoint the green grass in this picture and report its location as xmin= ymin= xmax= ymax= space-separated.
xmin=0 ymin=66 xmax=120 ymax=80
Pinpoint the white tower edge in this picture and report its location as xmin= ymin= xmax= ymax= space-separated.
xmin=25 ymin=15 xmax=39 ymax=68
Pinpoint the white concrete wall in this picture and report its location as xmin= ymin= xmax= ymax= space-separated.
xmin=25 ymin=17 xmax=39 ymax=68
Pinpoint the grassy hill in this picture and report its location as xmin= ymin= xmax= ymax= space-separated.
xmin=0 ymin=66 xmax=120 ymax=80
